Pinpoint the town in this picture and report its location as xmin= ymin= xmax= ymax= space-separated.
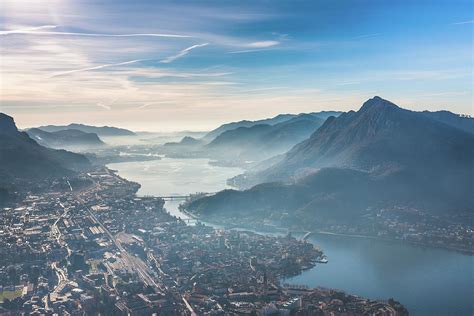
xmin=0 ymin=168 xmax=408 ymax=315
xmin=192 ymin=204 xmax=474 ymax=255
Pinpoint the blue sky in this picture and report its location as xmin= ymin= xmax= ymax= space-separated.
xmin=0 ymin=0 xmax=472 ymax=131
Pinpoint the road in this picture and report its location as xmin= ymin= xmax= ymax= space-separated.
xmin=51 ymin=202 xmax=68 ymax=245
xmin=75 ymin=183 xmax=165 ymax=293
xmin=44 ymin=201 xmax=71 ymax=308
xmin=51 ymin=262 xmax=68 ymax=294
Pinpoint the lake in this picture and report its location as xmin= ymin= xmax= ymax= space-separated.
xmin=108 ymin=158 xmax=473 ymax=316
xmin=108 ymin=157 xmax=243 ymax=220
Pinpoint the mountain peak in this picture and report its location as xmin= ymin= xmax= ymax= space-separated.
xmin=360 ymin=96 xmax=400 ymax=112
xmin=0 ymin=113 xmax=19 ymax=135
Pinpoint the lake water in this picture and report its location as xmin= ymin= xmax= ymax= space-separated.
xmin=108 ymin=157 xmax=243 ymax=220
xmin=108 ymin=158 xmax=473 ymax=316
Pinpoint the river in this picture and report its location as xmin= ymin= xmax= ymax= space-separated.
xmin=108 ymin=157 xmax=473 ymax=316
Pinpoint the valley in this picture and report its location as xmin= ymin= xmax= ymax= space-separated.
xmin=1 ymin=96 xmax=472 ymax=315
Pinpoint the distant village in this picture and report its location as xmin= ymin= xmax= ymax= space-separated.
xmin=194 ymin=203 xmax=473 ymax=255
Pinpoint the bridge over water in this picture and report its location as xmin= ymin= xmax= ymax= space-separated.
xmin=159 ymin=196 xmax=189 ymax=200
xmin=157 ymin=192 xmax=217 ymax=200
xmin=301 ymin=231 xmax=312 ymax=241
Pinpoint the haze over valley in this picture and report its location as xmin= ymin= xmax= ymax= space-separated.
xmin=1 ymin=93 xmax=473 ymax=315
xmin=1 ymin=0 xmax=473 ymax=315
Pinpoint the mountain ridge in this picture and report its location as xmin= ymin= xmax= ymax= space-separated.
xmin=188 ymin=97 xmax=474 ymax=225
xmin=37 ymin=123 xmax=135 ymax=136
xmin=0 ymin=113 xmax=91 ymax=202
xmin=421 ymin=110 xmax=474 ymax=134
xmin=202 ymin=111 xmax=342 ymax=142
xmin=206 ymin=113 xmax=329 ymax=161
xmin=239 ymin=96 xmax=474 ymax=186
xmin=27 ymin=128 xmax=105 ymax=149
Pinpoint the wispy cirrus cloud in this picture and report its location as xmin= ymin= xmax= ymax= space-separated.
xmin=137 ymin=101 xmax=177 ymax=109
xmin=160 ymin=43 xmax=209 ymax=63
xmin=96 ymin=102 xmax=112 ymax=110
xmin=0 ymin=25 xmax=192 ymax=38
xmin=126 ymin=69 xmax=233 ymax=79
xmin=227 ymin=40 xmax=280 ymax=53
xmin=49 ymin=43 xmax=209 ymax=77
xmin=228 ymin=48 xmax=273 ymax=54
xmin=245 ymin=40 xmax=280 ymax=48
xmin=0 ymin=25 xmax=57 ymax=35
xmin=96 ymin=98 xmax=118 ymax=111
xmin=50 ymin=59 xmax=146 ymax=78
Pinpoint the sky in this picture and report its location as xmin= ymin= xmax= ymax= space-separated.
xmin=0 ymin=0 xmax=472 ymax=131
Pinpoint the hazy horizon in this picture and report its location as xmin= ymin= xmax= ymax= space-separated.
xmin=1 ymin=0 xmax=473 ymax=131
xmin=8 ymin=96 xmax=473 ymax=133
xmin=0 ymin=2 xmax=473 ymax=314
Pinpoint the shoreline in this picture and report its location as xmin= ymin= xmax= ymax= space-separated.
xmin=310 ymin=230 xmax=474 ymax=255
xmin=177 ymin=207 xmax=199 ymax=220
xmin=183 ymin=213 xmax=474 ymax=256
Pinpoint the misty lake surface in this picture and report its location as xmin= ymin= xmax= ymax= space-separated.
xmin=108 ymin=158 xmax=473 ymax=316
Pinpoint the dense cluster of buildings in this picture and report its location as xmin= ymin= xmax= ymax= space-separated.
xmin=0 ymin=168 xmax=407 ymax=315
xmin=370 ymin=207 xmax=473 ymax=253
xmin=201 ymin=205 xmax=473 ymax=255
xmin=299 ymin=207 xmax=473 ymax=254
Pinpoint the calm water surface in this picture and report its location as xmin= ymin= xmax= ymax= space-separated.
xmin=108 ymin=158 xmax=473 ymax=316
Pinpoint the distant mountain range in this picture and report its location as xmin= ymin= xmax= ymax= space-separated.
xmin=202 ymin=111 xmax=341 ymax=143
xmin=37 ymin=123 xmax=135 ymax=136
xmin=163 ymin=136 xmax=204 ymax=148
xmin=187 ymin=97 xmax=474 ymax=225
xmin=27 ymin=128 xmax=105 ymax=149
xmin=0 ymin=113 xmax=91 ymax=202
xmin=206 ymin=113 xmax=330 ymax=161
xmin=159 ymin=111 xmax=342 ymax=162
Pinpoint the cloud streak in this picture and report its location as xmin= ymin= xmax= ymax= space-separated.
xmin=245 ymin=40 xmax=280 ymax=48
xmin=96 ymin=102 xmax=112 ymax=110
xmin=96 ymin=98 xmax=118 ymax=110
xmin=137 ymin=101 xmax=174 ymax=109
xmin=227 ymin=41 xmax=280 ymax=53
xmin=228 ymin=48 xmax=272 ymax=54
xmin=49 ymin=43 xmax=210 ymax=78
xmin=160 ymin=43 xmax=209 ymax=63
xmin=0 ymin=25 xmax=192 ymax=38
xmin=0 ymin=25 xmax=57 ymax=35
xmin=50 ymin=59 xmax=146 ymax=78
